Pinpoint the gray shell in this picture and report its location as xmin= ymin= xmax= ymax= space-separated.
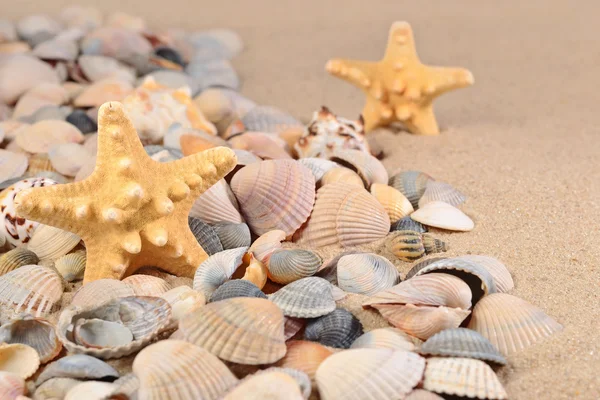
xmin=391 ymin=216 xmax=428 ymax=233
xmin=241 ymin=105 xmax=302 ymax=133
xmin=188 ymin=217 xmax=223 ymax=256
xmin=304 ymin=308 xmax=363 ymax=349
xmin=268 ymin=277 xmax=336 ymax=318
xmin=0 ymin=247 xmax=39 ymax=276
xmin=143 ymin=145 xmax=183 ymax=161
xmin=36 ymin=354 xmax=119 ymax=385
xmin=268 ymin=249 xmax=322 ymax=284
xmin=186 ymin=59 xmax=239 ymax=92
xmin=211 ymin=221 xmax=251 ymax=249
xmin=209 ymin=279 xmax=267 ymax=303
xmin=420 ymin=328 xmax=507 ymax=365
xmin=388 ymin=170 xmax=434 ymax=209
xmin=66 ymin=110 xmax=97 ymax=134
xmin=405 ymin=257 xmax=448 ymax=280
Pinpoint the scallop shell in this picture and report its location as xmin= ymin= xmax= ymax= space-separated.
xmin=228 ymin=131 xmax=292 ymax=160
xmin=0 ymin=317 xmax=62 ymax=363
xmin=0 ymin=248 xmax=39 ymax=276
xmin=350 ymin=327 xmax=419 ymax=351
xmin=304 ymin=308 xmax=363 ymax=348
xmin=320 ymin=167 xmax=364 ymax=188
xmin=160 ymin=286 xmax=205 ymax=322
xmin=73 ymin=78 xmax=134 ymax=108
xmin=46 ymin=143 xmax=90 ymax=177
xmin=388 ymin=230 xmax=448 ymax=262
xmin=192 ymin=247 xmax=248 ymax=297
xmin=0 ymin=54 xmax=60 ymax=104
xmin=0 ymin=371 xmax=26 ymax=400
xmin=283 ymin=316 xmax=305 ymax=340
xmin=423 ymin=357 xmax=507 ymax=399
xmin=123 ymin=275 xmax=172 ymax=297
xmin=268 ymin=277 xmax=336 ymax=318
xmin=298 ymin=158 xmax=338 ymax=181
xmin=81 ymin=27 xmax=152 ymax=62
xmin=420 ymin=328 xmax=506 ymax=365
xmin=316 ymin=349 xmax=425 ymax=400
xmin=36 ymin=354 xmax=118 ymax=385
xmin=0 ymin=150 xmax=27 ymax=185
xmin=418 ymin=181 xmax=466 ymax=208
xmin=267 ymin=249 xmax=322 ymax=285
xmin=275 ymin=340 xmax=332 ymax=386
xmin=109 ymin=373 xmax=139 ymax=399
xmin=208 ymin=279 xmax=266 ymax=303
xmin=188 ymin=217 xmax=223 ymax=256
xmin=240 ymin=106 xmax=303 ymax=134
xmin=411 ymin=201 xmax=474 ymax=232
xmin=190 ymin=179 xmax=243 ymax=224
xmin=328 ymin=149 xmax=388 ymax=187
xmin=73 ymin=319 xmax=134 ymax=348
xmin=294 ymin=183 xmax=390 ymax=248
xmin=78 ymin=55 xmax=136 ymax=83
xmin=54 ymin=251 xmax=86 ymax=282
xmin=34 ymin=377 xmax=82 ymax=400
xmin=27 ymin=224 xmax=81 ymax=261
xmin=133 ymin=339 xmax=237 ymax=400
xmin=370 ymin=183 xmax=414 ymax=222
xmin=230 ymin=160 xmax=315 ymax=236
xmin=455 ymin=255 xmax=514 ymax=293
xmin=71 ymin=278 xmax=135 ymax=308
xmin=211 ymin=222 xmax=251 ymax=250
xmin=223 ymin=370 xmax=304 ymax=400
xmin=179 ymin=297 xmax=286 ymax=364
xmin=0 ymin=344 xmax=40 ymax=379
xmin=248 ymin=229 xmax=285 ymax=263
xmin=0 ymin=265 xmax=63 ymax=317
xmin=467 ymin=293 xmax=563 ymax=357
xmin=32 ymin=38 xmax=78 ymax=61
xmin=64 ymin=381 xmax=115 ymax=400
xmin=337 ymin=253 xmax=400 ymax=295
xmin=388 ymin=170 xmax=434 ymax=209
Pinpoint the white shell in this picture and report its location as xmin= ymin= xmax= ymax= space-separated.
xmin=0 ymin=265 xmax=63 ymax=317
xmin=48 ymin=143 xmax=90 ymax=177
xmin=192 ymin=247 xmax=248 ymax=297
xmin=337 ymin=253 xmax=400 ymax=295
xmin=410 ymin=201 xmax=474 ymax=232
xmin=190 ymin=179 xmax=243 ymax=224
xmin=27 ymin=224 xmax=81 ymax=261
xmin=0 ymin=150 xmax=27 ymax=184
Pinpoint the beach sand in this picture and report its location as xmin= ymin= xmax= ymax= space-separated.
xmin=3 ymin=0 xmax=600 ymax=398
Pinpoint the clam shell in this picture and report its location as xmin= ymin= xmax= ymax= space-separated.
xmin=81 ymin=27 xmax=152 ymax=62
xmin=223 ymin=370 xmax=304 ymax=400
xmin=36 ymin=354 xmax=118 ymax=385
xmin=320 ymin=167 xmax=364 ymax=188
xmin=133 ymin=339 xmax=237 ymax=400
xmin=34 ymin=377 xmax=82 ymax=400
xmin=294 ymin=183 xmax=390 ymax=248
xmin=160 ymin=286 xmax=205 ymax=322
xmin=228 ymin=131 xmax=292 ymax=160
xmin=73 ymin=78 xmax=133 ymax=108
xmin=420 ymin=328 xmax=507 ymax=365
xmin=12 ymin=83 xmax=69 ymax=119
xmin=418 ymin=181 xmax=466 ymax=208
xmin=73 ymin=319 xmax=133 ymax=348
xmin=230 ymin=160 xmax=315 ymax=236
xmin=27 ymin=224 xmax=81 ymax=261
xmin=298 ymin=158 xmax=338 ymax=181
xmin=275 ymin=340 xmax=332 ymax=386
xmin=316 ymin=349 xmax=425 ymax=400
xmin=268 ymin=277 xmax=336 ymax=318
xmin=32 ymin=38 xmax=78 ymax=61
xmin=192 ymin=247 xmax=248 ymax=297
xmin=370 ymin=183 xmax=414 ymax=222
xmin=0 ymin=265 xmax=63 ymax=317
xmin=248 ymin=229 xmax=285 ymax=263
xmin=467 ymin=293 xmax=563 ymax=357
xmin=0 ymin=248 xmax=39 ymax=276
xmin=188 ymin=217 xmax=223 ymax=256
xmin=267 ymin=249 xmax=322 ymax=285
xmin=350 ymin=327 xmax=419 ymax=351
xmin=0 ymin=343 xmax=39 ymax=379
xmin=406 ymin=389 xmax=444 ymax=400
xmin=240 ymin=106 xmax=303 ymax=134
xmin=208 ymin=279 xmax=266 ymax=303
xmin=0 ymin=54 xmax=60 ymax=104
xmin=241 ymin=253 xmax=268 ymax=289
xmin=411 ymin=201 xmax=474 ymax=232
xmin=54 ymin=251 xmax=86 ymax=282
xmin=0 ymin=371 xmax=26 ymax=400
xmin=47 ymin=143 xmax=90 ymax=177
xmin=455 ymin=255 xmax=514 ymax=293
xmin=16 ymin=15 xmax=61 ymax=43
xmin=78 ymin=55 xmax=136 ymax=83
xmin=179 ymin=297 xmax=286 ymax=364
xmin=337 ymin=253 xmax=400 ymax=295
xmin=16 ymin=120 xmax=84 ymax=154
xmin=64 ymin=381 xmax=115 ymax=400
xmin=328 ymin=149 xmax=388 ymax=187
xmin=388 ymin=170 xmax=434 ymax=209
xmin=123 ymin=275 xmax=172 ymax=297
xmin=187 ymin=59 xmax=239 ymax=92
xmin=0 ymin=317 xmax=62 ymax=363
xmin=190 ymin=179 xmax=243 ymax=224
xmin=304 ymin=308 xmax=363 ymax=348
xmin=211 ymin=222 xmax=251 ymax=249
xmin=66 ymin=110 xmax=97 ymax=134
xmin=315 ymin=250 xmax=363 ymax=285
xmin=71 ymin=278 xmax=134 ymax=308
xmin=423 ymin=357 xmax=507 ymax=399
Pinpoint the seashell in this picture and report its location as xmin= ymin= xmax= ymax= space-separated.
xmin=178 ymin=131 xmax=230 ymax=155
xmin=420 ymin=328 xmax=507 ymax=365
xmin=15 ymin=120 xmax=84 ymax=154
xmin=190 ymin=179 xmax=243 ymax=224
xmin=248 ymin=229 xmax=285 ymax=263
xmin=315 ymin=250 xmax=362 ymax=285
xmin=298 ymin=158 xmax=338 ymax=181
xmin=64 ymin=381 xmax=115 ymax=400
xmin=256 ymin=367 xmax=311 ymax=399
xmin=304 ymin=308 xmax=363 ymax=348
xmin=32 ymin=38 xmax=78 ymax=61
xmin=418 ymin=181 xmax=466 ymax=208
xmin=78 ymin=55 xmax=136 ymax=83
xmin=34 ymin=377 xmax=82 ymax=400
xmin=283 ymin=316 xmax=305 ymax=340
xmin=193 ymin=88 xmax=255 ymax=134
xmin=28 ymin=104 xmax=71 ymax=123
xmin=16 ymin=14 xmax=61 ymax=43
xmin=160 ymin=286 xmax=205 ymax=322
xmin=231 ymin=160 xmax=315 ymax=236
xmin=423 ymin=357 xmax=507 ymax=399
xmin=320 ymin=167 xmax=364 ymax=188
xmin=0 ymin=121 xmax=28 ymax=142
xmin=411 ymin=201 xmax=474 ymax=231
xmin=337 ymin=253 xmax=400 ymax=295
xmin=179 ymin=297 xmax=286 ymax=364
xmin=71 ymin=278 xmax=134 ymax=308
xmin=0 ymin=248 xmax=39 ymax=276
xmin=0 ymin=20 xmax=17 ymax=42
xmin=12 ymin=83 xmax=69 ymax=119
xmin=328 ymin=149 xmax=388 ymax=187
xmin=455 ymin=255 xmax=514 ymax=293
xmin=59 ymin=6 xmax=102 ymax=31
xmin=36 ymin=354 xmax=118 ymax=385
xmin=241 ymin=106 xmax=303 ymax=134
xmin=405 ymin=257 xmax=448 ymax=280
xmin=351 ymin=327 xmax=419 ymax=351
xmin=144 ymin=144 xmax=182 ymax=161
xmin=122 ymin=275 xmax=172 ymax=297
xmin=54 ymin=251 xmax=86 ymax=282
xmin=187 ymin=59 xmax=239 ymax=91
xmin=188 ymin=217 xmax=223 ymax=256
xmin=276 ymin=340 xmax=332 ymax=387
xmin=316 ymin=348 xmax=425 ymax=400
xmin=66 ymin=110 xmax=97 ymax=134
xmin=109 ymin=373 xmax=139 ymax=399
xmin=57 ymin=296 xmax=172 ymax=359
xmin=211 ymin=222 xmax=251 ymax=249
xmin=26 ymin=154 xmax=57 ymax=176
xmin=187 ymin=29 xmax=243 ymax=60
xmin=27 ymin=224 xmax=81 ymax=261
xmin=209 ymin=279 xmax=266 ymax=303
xmin=391 ymin=215 xmax=427 ymax=233
xmin=73 ymin=78 xmax=134 ymax=108
xmin=0 ymin=265 xmax=63 ymax=317
xmin=0 ymin=317 xmax=62 ymax=363
xmin=267 ymin=249 xmax=322 ymax=284
xmin=155 ymin=46 xmax=186 ymax=67
xmin=133 ymin=339 xmax=237 ymax=399
xmin=370 ymin=183 xmax=414 ymax=222
xmin=406 ymin=389 xmax=444 ymax=400
xmin=372 ymin=304 xmax=470 ymax=340
xmin=223 ymin=370 xmax=304 ymax=400
xmin=139 ymin=69 xmax=199 ymax=93
xmin=269 ymin=277 xmax=336 ymax=318
xmin=388 ymin=170 xmax=434 ymax=209
xmin=47 ymin=143 xmax=90 ymax=177
xmin=0 ymin=371 xmax=26 ymax=400
xmin=329 ymin=285 xmax=346 ymax=301
xmin=0 ymin=42 xmax=30 ymax=55
xmin=230 ymin=149 xmax=261 ymax=168
xmin=0 ymin=344 xmax=39 ymax=379
xmin=193 ymin=247 xmax=247 ymax=297
xmin=73 ymin=319 xmax=133 ymax=349
xmin=294 ymin=183 xmax=390 ymax=248
xmin=81 ymin=27 xmax=152 ymax=62
xmin=0 ymin=55 xmax=60 ymax=104
xmin=467 ymin=293 xmax=563 ymax=357
xmin=228 ymin=131 xmax=292 ymax=160
xmin=387 ymin=230 xmax=447 ymax=262
xmin=241 ymin=253 xmax=268 ymax=289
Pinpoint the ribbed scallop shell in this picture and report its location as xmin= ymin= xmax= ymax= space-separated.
xmin=253 ymin=367 xmax=311 ymax=400
xmin=268 ymin=277 xmax=336 ymax=318
xmin=423 ymin=357 xmax=507 ymax=399
xmin=190 ymin=179 xmax=243 ymax=224
xmin=456 ymin=255 xmax=514 ymax=293
xmin=36 ymin=354 xmax=118 ymax=385
xmin=54 ymin=251 xmax=86 ymax=282
xmin=372 ymin=304 xmax=470 ymax=340
xmin=27 ymin=224 xmax=81 ymax=261
xmin=410 ymin=201 xmax=474 ymax=232
xmin=223 ymin=370 xmax=304 ymax=400
xmin=328 ymin=149 xmax=388 ymax=187
xmin=248 ymin=230 xmax=285 ymax=263
xmin=298 ymin=158 xmax=338 ymax=181
xmin=320 ymin=167 xmax=364 ymax=188
xmin=418 ymin=181 xmax=466 ymax=208
xmin=420 ymin=328 xmax=506 ymax=365
xmin=230 ymin=160 xmax=316 ymax=236
xmin=0 ymin=371 xmax=26 ymax=400
xmin=0 ymin=317 xmax=62 ymax=363
xmin=295 ymin=183 xmax=390 ymax=248
xmin=304 ymin=308 xmax=363 ymax=349
xmin=316 ymin=349 xmax=425 ymax=400
xmin=370 ymin=183 xmax=414 ymax=222
xmin=71 ymin=279 xmax=135 ymax=308
xmin=123 ymin=275 xmax=172 ymax=296
xmin=160 ymin=286 xmax=206 ymax=322
xmin=283 ymin=316 xmax=305 ymax=340
xmin=388 ymin=170 xmax=434 ymax=209
xmin=240 ymin=106 xmax=303 ymax=133
xmin=34 ymin=377 xmax=82 ymax=400
xmin=276 ymin=340 xmax=333 ymax=386
xmin=391 ymin=216 xmax=428 ymax=233
xmin=267 ymin=249 xmax=322 ymax=284
xmin=0 ymin=265 xmax=63 ymax=317
xmin=211 ymin=222 xmax=251 ymax=249
xmin=337 ymin=253 xmax=400 ymax=295
xmin=350 ymin=327 xmax=420 ymax=352
xmin=109 ymin=373 xmax=139 ymax=399
xmin=192 ymin=247 xmax=248 ymax=298
xmin=467 ymin=293 xmax=563 ymax=357
xmin=27 ymin=154 xmax=58 ymax=175
xmin=208 ymin=279 xmax=266 ymax=303
xmin=188 ymin=217 xmax=223 ymax=255
xmin=229 ymin=131 xmax=292 ymax=160
xmin=0 ymin=248 xmax=39 ymax=276
xmin=0 ymin=344 xmax=40 ymax=379
xmin=179 ymin=297 xmax=286 ymax=364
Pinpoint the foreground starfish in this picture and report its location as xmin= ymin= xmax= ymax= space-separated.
xmin=15 ymin=102 xmax=237 ymax=283
xmin=326 ymin=21 xmax=474 ymax=134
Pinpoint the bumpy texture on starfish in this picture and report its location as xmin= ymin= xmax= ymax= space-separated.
xmin=14 ymin=102 xmax=237 ymax=284
xmin=326 ymin=21 xmax=474 ymax=135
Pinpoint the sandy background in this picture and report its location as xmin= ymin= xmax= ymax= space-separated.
xmin=3 ymin=0 xmax=600 ymax=398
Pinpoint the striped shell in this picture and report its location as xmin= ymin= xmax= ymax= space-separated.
xmin=283 ymin=316 xmax=305 ymax=340
xmin=320 ymin=167 xmax=364 ymax=188
xmin=160 ymin=286 xmax=206 ymax=322
xmin=192 ymin=247 xmax=248 ymax=297
xmin=337 ymin=253 xmax=400 ymax=295
xmin=0 ymin=317 xmax=62 ymax=363
xmin=0 ymin=344 xmax=40 ymax=379
xmin=294 ymin=183 xmax=390 ymax=248
xmin=36 ymin=354 xmax=118 ymax=385
xmin=410 ymin=201 xmax=474 ymax=232
xmin=418 ymin=181 xmax=466 ymax=208
xmin=351 ymin=327 xmax=420 ymax=352
xmin=328 ymin=149 xmax=388 ymax=187
xmin=420 ymin=328 xmax=507 ymax=365
xmin=240 ymin=106 xmax=303 ymax=134
xmin=405 ymin=257 xmax=448 ymax=280
xmin=0 ymin=248 xmax=39 ymax=276
xmin=188 ymin=217 xmax=223 ymax=256
xmin=230 ymin=160 xmax=316 ymax=236
xmin=268 ymin=277 xmax=336 ymax=318
xmin=190 ymin=179 xmax=243 ymax=224
xmin=467 ymin=293 xmax=563 ymax=357
xmin=0 ymin=371 xmax=26 ymax=400
xmin=304 ymin=308 xmax=363 ymax=349
xmin=0 ymin=265 xmax=63 ymax=317
xmin=54 ymin=251 xmax=86 ymax=282
xmin=209 ymin=279 xmax=266 ymax=303
xmin=223 ymin=370 xmax=304 ymax=400
xmin=109 ymin=373 xmax=140 ymax=399
xmin=71 ymin=279 xmax=135 ymax=308
xmin=267 ymin=249 xmax=322 ymax=284
xmin=211 ymin=222 xmax=251 ymax=249
xmin=455 ymin=255 xmax=514 ymax=293
xmin=388 ymin=170 xmax=434 ymax=209
xmin=298 ymin=158 xmax=338 ymax=181
xmin=275 ymin=340 xmax=333 ymax=386
xmin=123 ymin=275 xmax=172 ymax=296
xmin=388 ymin=230 xmax=447 ymax=262
xmin=370 ymin=183 xmax=414 ymax=222
xmin=179 ymin=297 xmax=286 ymax=364
xmin=26 ymin=224 xmax=81 ymax=261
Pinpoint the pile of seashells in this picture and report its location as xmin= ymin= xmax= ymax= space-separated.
xmin=0 ymin=8 xmax=562 ymax=400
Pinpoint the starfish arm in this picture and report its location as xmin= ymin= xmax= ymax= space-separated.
xmin=326 ymin=59 xmax=377 ymax=91
xmin=362 ymin=95 xmax=395 ymax=132
xmin=404 ymin=103 xmax=439 ymax=135
xmin=383 ymin=21 xmax=419 ymax=64
xmin=82 ymin=238 xmax=131 ymax=282
xmin=422 ymin=66 xmax=474 ymax=99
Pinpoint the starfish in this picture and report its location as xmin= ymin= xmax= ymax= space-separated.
xmin=326 ymin=21 xmax=474 ymax=135
xmin=14 ymin=102 xmax=237 ymax=284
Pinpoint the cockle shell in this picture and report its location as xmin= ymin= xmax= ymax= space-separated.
xmin=320 ymin=167 xmax=364 ymax=188
xmin=411 ymin=201 xmax=474 ymax=232
xmin=305 ymin=308 xmax=363 ymax=348
xmin=328 ymin=149 xmax=388 ymax=187
xmin=283 ymin=316 xmax=305 ymax=340
xmin=423 ymin=357 xmax=507 ymax=399
xmin=420 ymin=328 xmax=507 ymax=365
xmin=267 ymin=249 xmax=322 ymax=284
xmin=123 ymin=275 xmax=172 ymax=297
xmin=275 ymin=340 xmax=332 ymax=387
xmin=337 ymin=253 xmax=400 ymax=295
xmin=179 ymin=297 xmax=286 ymax=364
xmin=228 ymin=131 xmax=292 ymax=160
xmin=316 ymin=349 xmax=425 ymax=400
xmin=387 ymin=230 xmax=448 ymax=262
xmin=71 ymin=279 xmax=135 ymax=308
xmin=26 ymin=224 xmax=81 ymax=261
xmin=370 ymin=183 xmax=414 ymax=222
xmin=64 ymin=381 xmax=115 ymax=400
xmin=78 ymin=55 xmax=136 ymax=83
xmin=240 ymin=105 xmax=303 ymax=134
xmin=211 ymin=222 xmax=251 ymax=249
xmin=208 ymin=279 xmax=266 ymax=303
xmin=418 ymin=181 xmax=466 ymax=208
xmin=188 ymin=217 xmax=223 ymax=256
xmin=73 ymin=78 xmax=134 ymax=108
xmin=456 ymin=255 xmax=514 ymax=293
xmin=0 ymin=55 xmax=60 ymax=104
xmin=467 ymin=293 xmax=563 ymax=356
xmin=54 ymin=251 xmax=86 ymax=282
xmin=160 ymin=286 xmax=205 ymax=322
xmin=0 ymin=343 xmax=40 ymax=379
xmin=298 ymin=158 xmax=338 ymax=181
xmin=73 ymin=319 xmax=134 ymax=348
xmin=0 ymin=265 xmax=63 ymax=317
xmin=0 ymin=317 xmax=62 ymax=363
xmin=190 ymin=179 xmax=243 ymax=224
xmin=268 ymin=277 xmax=336 ymax=318
xmin=133 ymin=339 xmax=237 ymax=400
xmin=248 ymin=230 xmax=285 ymax=263
xmin=0 ymin=371 xmax=26 ymax=400
xmin=391 ymin=216 xmax=427 ymax=233
xmin=388 ymin=170 xmax=434 ymax=209
xmin=0 ymin=248 xmax=39 ymax=276
xmin=230 ymin=160 xmax=316 ymax=236
xmin=81 ymin=27 xmax=152 ymax=62
xmin=12 ymin=83 xmax=69 ymax=119
xmin=15 ymin=120 xmax=83 ymax=154
xmin=35 ymin=354 xmax=118 ymax=385
xmin=66 ymin=110 xmax=97 ymax=134
xmin=351 ymin=327 xmax=420 ymax=351
xmin=294 ymin=183 xmax=390 ymax=248
xmin=192 ymin=247 xmax=248 ymax=297
xmin=47 ymin=143 xmax=90 ymax=177
xmin=223 ymin=370 xmax=304 ymax=400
